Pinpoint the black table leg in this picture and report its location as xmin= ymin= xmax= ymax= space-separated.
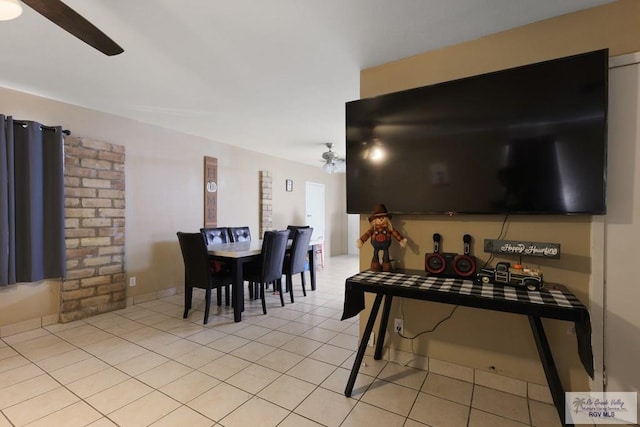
xmin=309 ymin=247 xmax=316 ymax=291
xmin=528 ymin=316 xmax=569 ymax=426
xmin=375 ymin=295 xmax=393 ymax=360
xmin=232 ymin=261 xmax=244 ymax=322
xmin=345 ymin=293 xmax=384 ymax=397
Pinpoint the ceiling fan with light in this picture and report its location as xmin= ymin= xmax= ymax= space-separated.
xmin=0 ymin=0 xmax=123 ymax=56
xmin=321 ymin=143 xmax=346 ymax=174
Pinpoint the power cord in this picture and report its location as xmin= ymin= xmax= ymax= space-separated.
xmin=398 ymin=305 xmax=459 ymax=340
xmin=391 ymin=215 xmax=505 ymax=360
xmin=480 ymin=213 xmax=510 ymax=269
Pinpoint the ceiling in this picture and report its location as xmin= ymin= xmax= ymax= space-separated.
xmin=0 ymin=0 xmax=613 ymax=167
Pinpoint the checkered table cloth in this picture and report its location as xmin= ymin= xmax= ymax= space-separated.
xmin=345 ymin=270 xmax=587 ymax=310
xmin=341 ymin=270 xmax=593 ymax=378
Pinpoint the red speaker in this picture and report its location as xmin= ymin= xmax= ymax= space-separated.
xmin=452 ymin=234 xmax=477 ymax=279
xmin=425 ymin=233 xmax=446 ymax=274
xmin=425 ymin=234 xmax=477 ymax=279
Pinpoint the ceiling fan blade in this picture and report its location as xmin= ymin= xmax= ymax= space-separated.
xmin=21 ymin=0 xmax=123 ymax=56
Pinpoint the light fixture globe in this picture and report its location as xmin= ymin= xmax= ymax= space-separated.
xmin=322 ymin=161 xmax=334 ymax=174
xmin=0 ymin=0 xmax=22 ymax=21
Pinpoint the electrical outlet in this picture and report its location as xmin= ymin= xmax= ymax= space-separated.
xmin=394 ymin=318 xmax=404 ymax=334
xmin=367 ymin=332 xmax=374 ymax=347
xmin=566 ymin=325 xmax=575 ymax=335
xmin=129 ymin=276 xmax=136 ymax=287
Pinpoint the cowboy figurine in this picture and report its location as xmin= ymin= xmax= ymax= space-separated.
xmin=357 ymin=203 xmax=407 ymax=272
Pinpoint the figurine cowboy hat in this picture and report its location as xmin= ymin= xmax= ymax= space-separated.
xmin=368 ymin=203 xmax=392 ymax=222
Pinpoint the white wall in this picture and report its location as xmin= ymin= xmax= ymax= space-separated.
xmin=603 ymin=52 xmax=640 ymax=405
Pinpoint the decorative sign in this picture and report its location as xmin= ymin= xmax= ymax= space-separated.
xmin=204 ymin=156 xmax=218 ymax=227
xmin=484 ymin=239 xmax=560 ymax=259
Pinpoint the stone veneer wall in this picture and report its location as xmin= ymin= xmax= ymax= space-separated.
xmin=61 ymin=137 xmax=126 ymax=323
xmin=259 ymin=170 xmax=273 ymax=236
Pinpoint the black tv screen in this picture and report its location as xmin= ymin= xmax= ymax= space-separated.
xmin=346 ymin=49 xmax=608 ymax=215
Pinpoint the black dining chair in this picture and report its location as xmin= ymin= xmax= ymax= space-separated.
xmin=283 ymin=227 xmax=313 ymax=303
xmin=242 ymin=229 xmax=290 ymax=314
xmin=286 ymin=225 xmax=310 ymax=232
xmin=229 ymin=226 xmax=252 ymax=242
xmin=201 ymin=227 xmax=231 ymax=245
xmin=286 ymin=225 xmax=309 ymax=243
xmin=177 ymin=232 xmax=232 ymax=324
xmin=201 ymin=227 xmax=232 ymax=275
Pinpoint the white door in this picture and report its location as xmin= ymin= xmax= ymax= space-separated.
xmin=347 ymin=214 xmax=360 ymax=255
xmin=305 ymin=182 xmax=325 ymax=243
xmin=604 ymin=53 xmax=640 ymax=408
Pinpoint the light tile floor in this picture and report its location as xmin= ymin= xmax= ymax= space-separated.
xmin=0 ymin=255 xmax=561 ymax=426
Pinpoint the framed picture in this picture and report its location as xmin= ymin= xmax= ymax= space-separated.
xmin=285 ymin=179 xmax=293 ymax=192
xmin=204 ymin=156 xmax=218 ymax=227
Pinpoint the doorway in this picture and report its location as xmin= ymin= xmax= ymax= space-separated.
xmin=305 ymin=182 xmax=325 ymax=245
xmin=347 ymin=214 xmax=360 ymax=255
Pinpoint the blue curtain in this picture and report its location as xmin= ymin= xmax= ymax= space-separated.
xmin=1 ymin=115 xmax=66 ymax=286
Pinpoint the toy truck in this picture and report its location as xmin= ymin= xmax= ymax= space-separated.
xmin=476 ymin=261 xmax=543 ymax=291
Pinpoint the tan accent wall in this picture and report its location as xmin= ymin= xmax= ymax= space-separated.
xmin=358 ymin=0 xmax=640 ymax=390
xmin=362 ymin=0 xmax=640 ymax=97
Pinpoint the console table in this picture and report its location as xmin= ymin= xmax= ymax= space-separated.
xmin=341 ymin=270 xmax=593 ymax=426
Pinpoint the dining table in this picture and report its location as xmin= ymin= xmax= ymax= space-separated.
xmin=208 ymin=238 xmax=321 ymax=322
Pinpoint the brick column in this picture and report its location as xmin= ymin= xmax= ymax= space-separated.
xmin=61 ymin=137 xmax=126 ymax=323
xmin=259 ymin=170 xmax=273 ymax=236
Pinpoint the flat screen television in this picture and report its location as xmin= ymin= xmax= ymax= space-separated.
xmin=346 ymin=49 xmax=608 ymax=215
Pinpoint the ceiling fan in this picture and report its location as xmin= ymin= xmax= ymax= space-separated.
xmin=1 ymin=0 xmax=123 ymax=56
xmin=321 ymin=143 xmax=346 ymax=174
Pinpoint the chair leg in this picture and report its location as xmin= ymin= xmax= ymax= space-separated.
xmin=216 ymin=286 xmax=222 ymax=307
xmin=300 ymin=272 xmax=307 ymax=296
xmin=204 ymin=288 xmax=211 ymax=325
xmin=248 ymin=282 xmax=254 ymax=299
xmin=183 ymin=286 xmax=193 ymax=318
xmin=278 ymin=279 xmax=285 ymax=307
xmin=225 ymin=285 xmax=230 ymax=306
xmin=287 ymin=274 xmax=295 ymax=303
xmin=260 ymin=282 xmax=267 ymax=314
